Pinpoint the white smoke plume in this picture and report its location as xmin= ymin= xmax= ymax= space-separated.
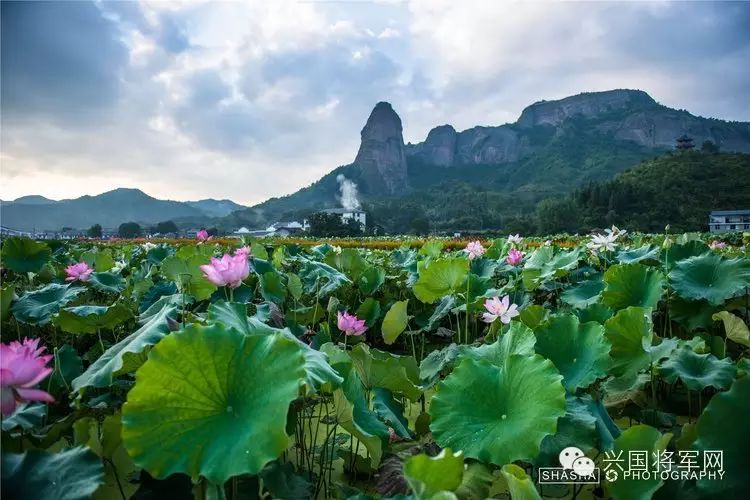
xmin=336 ymin=174 xmax=361 ymax=210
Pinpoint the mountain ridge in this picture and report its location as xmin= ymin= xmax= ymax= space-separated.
xmin=231 ymin=88 xmax=750 ymax=229
xmin=0 ymin=188 xmax=245 ymax=231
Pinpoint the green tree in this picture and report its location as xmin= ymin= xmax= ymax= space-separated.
xmin=308 ymin=212 xmax=360 ymax=237
xmin=118 ymin=222 xmax=142 ymax=238
xmin=701 ymin=140 xmax=719 ymax=154
xmin=87 ymin=224 xmax=102 ymax=238
xmin=535 ymin=198 xmax=581 ymax=233
xmin=155 ymin=220 xmax=179 ymax=234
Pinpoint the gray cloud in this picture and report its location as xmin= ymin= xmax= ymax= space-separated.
xmin=1 ymin=0 xmax=749 ymax=204
xmin=1 ymin=1 xmax=128 ymax=125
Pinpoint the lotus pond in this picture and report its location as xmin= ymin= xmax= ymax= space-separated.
xmin=1 ymin=232 xmax=749 ymax=499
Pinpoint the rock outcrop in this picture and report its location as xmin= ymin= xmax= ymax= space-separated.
xmin=405 ymin=89 xmax=750 ymax=167
xmin=517 ymin=89 xmax=657 ymax=128
xmin=353 ymin=102 xmax=409 ymax=195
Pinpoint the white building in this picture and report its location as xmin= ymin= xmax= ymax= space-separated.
xmin=321 ymin=208 xmax=366 ymax=229
xmin=709 ymin=210 xmax=750 ymax=233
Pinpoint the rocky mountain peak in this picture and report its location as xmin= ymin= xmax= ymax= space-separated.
xmin=517 ymin=89 xmax=658 ymax=128
xmin=353 ymin=101 xmax=409 ymax=194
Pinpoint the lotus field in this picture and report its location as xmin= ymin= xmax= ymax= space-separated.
xmin=1 ymin=230 xmax=750 ymax=499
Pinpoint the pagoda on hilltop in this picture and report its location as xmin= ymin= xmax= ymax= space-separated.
xmin=676 ymin=134 xmax=695 ymax=151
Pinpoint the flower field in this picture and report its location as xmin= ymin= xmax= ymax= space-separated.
xmin=1 ymin=230 xmax=749 ymax=499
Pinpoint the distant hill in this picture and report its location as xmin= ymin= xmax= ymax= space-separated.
xmin=9 ymin=195 xmax=56 ymax=205
xmin=0 ymin=188 xmax=237 ymax=231
xmin=222 ymin=89 xmax=750 ymax=230
xmin=185 ymin=199 xmax=247 ymax=218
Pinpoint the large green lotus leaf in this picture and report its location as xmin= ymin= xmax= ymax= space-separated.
xmin=662 ymin=240 xmax=708 ymax=268
xmin=460 ymin=321 xmax=536 ymax=367
xmin=0 ymin=403 xmax=47 ymax=432
xmin=122 ymin=324 xmax=306 ymax=483
xmin=500 ymin=464 xmax=542 ymax=500
xmin=72 ymin=301 xmax=177 ymax=392
xmin=576 ymin=303 xmax=613 ymax=325
xmin=518 ymin=304 xmax=548 ymax=329
xmin=298 ymin=259 xmax=351 ymax=297
xmin=430 ymin=355 xmax=565 ymax=466
xmin=321 ymin=343 xmax=390 ymax=467
xmin=146 ymin=245 xmax=172 ymax=264
xmin=413 ymin=257 xmax=468 ymax=304
xmin=561 ymin=278 xmax=604 ymax=309
xmin=616 ymin=245 xmax=660 ymax=265
xmin=454 ymin=463 xmax=493 ymax=500
xmin=670 ymin=253 xmax=750 ymax=305
xmin=1 ymin=237 xmax=51 ymax=273
xmin=403 ymin=448 xmax=464 ymax=498
xmin=82 ymin=248 xmax=116 ymax=272
xmin=11 ymin=283 xmax=84 ymax=325
xmin=603 ymin=372 xmax=650 ymax=409
xmin=372 ymin=388 xmax=411 ymax=439
xmin=54 ymin=303 xmax=133 ymax=334
xmin=522 ymin=246 xmax=582 ymax=290
xmin=602 ymin=263 xmax=664 ymax=311
xmin=649 ymin=336 xmax=678 ymax=364
xmin=208 ymin=301 xmax=343 ymax=394
xmin=419 ymin=240 xmax=444 ymax=259
xmin=287 ymin=272 xmax=303 ymax=300
xmin=536 ymin=395 xmax=598 ymax=467
xmin=161 ymin=254 xmax=217 ymax=301
xmin=604 ymin=307 xmax=653 ymax=378
xmin=669 ymin=297 xmax=717 ymax=332
xmin=658 ymin=345 xmax=736 ymax=391
xmin=422 ymin=295 xmax=455 ymax=332
xmin=325 ymin=248 xmax=368 ymax=281
xmin=138 ymin=281 xmax=178 ymax=313
xmin=359 ymin=265 xmax=386 ymax=295
xmin=534 ymin=314 xmax=611 ymax=392
xmin=419 ymin=343 xmax=461 ymax=386
xmin=382 ymin=300 xmax=409 ymax=345
xmin=695 ymin=374 xmax=750 ymax=496
xmin=605 ymin=425 xmax=671 ymax=500
xmin=712 ymin=311 xmax=750 ymax=347
xmin=349 ymin=344 xmax=422 ymax=401
xmin=0 ymin=446 xmax=104 ymax=500
xmin=88 ymin=271 xmax=125 ymax=294
xmin=356 ymin=298 xmax=381 ymax=327
xmin=470 ymin=258 xmax=498 ymax=280
xmin=259 ymin=271 xmax=287 ymax=305
xmin=333 ymin=388 xmax=389 ymax=469
xmin=1 ymin=284 xmax=15 ymax=321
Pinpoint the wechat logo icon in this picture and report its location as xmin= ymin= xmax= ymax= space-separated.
xmin=559 ymin=447 xmax=597 ymax=478
xmin=538 ymin=446 xmax=600 ymax=485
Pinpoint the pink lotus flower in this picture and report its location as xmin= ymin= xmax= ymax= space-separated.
xmin=709 ymin=240 xmax=727 ymax=250
xmin=199 ymin=252 xmax=250 ymax=288
xmin=65 ymin=262 xmax=93 ymax=282
xmin=337 ymin=311 xmax=368 ymax=336
xmin=234 ymin=246 xmax=251 ymax=258
xmin=464 ymin=241 xmax=486 ymax=260
xmin=506 ymin=248 xmax=524 ymax=266
xmin=1 ymin=338 xmax=55 ymax=416
xmin=481 ymin=296 xmax=520 ymax=324
xmin=196 ymin=229 xmax=210 ymax=241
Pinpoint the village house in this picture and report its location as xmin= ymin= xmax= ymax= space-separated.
xmin=708 ymin=210 xmax=750 ymax=233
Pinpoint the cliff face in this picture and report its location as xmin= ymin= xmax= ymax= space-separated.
xmin=405 ymin=89 xmax=750 ymax=167
xmin=353 ymin=102 xmax=409 ymax=195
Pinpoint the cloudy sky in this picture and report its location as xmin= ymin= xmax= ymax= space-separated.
xmin=2 ymin=1 xmax=749 ymax=206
